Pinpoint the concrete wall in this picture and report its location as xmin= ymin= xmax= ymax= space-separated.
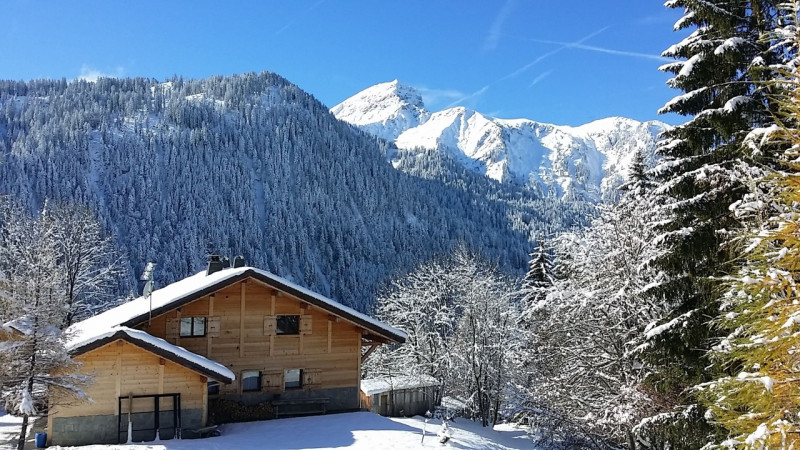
xmin=50 ymin=408 xmax=203 ymax=446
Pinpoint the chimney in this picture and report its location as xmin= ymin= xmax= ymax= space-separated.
xmin=233 ymin=255 xmax=245 ymax=268
xmin=207 ymin=255 xmax=225 ymax=276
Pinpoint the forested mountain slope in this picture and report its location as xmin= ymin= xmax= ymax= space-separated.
xmin=0 ymin=73 xmax=589 ymax=310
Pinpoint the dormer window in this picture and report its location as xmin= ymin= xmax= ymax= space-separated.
xmin=276 ymin=315 xmax=300 ymax=335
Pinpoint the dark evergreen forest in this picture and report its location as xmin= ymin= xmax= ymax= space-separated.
xmin=0 ymin=73 xmax=591 ymax=311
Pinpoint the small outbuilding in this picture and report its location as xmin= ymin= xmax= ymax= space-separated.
xmin=360 ymin=375 xmax=440 ymax=417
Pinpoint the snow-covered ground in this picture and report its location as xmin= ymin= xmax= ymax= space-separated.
xmin=0 ymin=411 xmax=25 ymax=447
xmin=1 ymin=411 xmax=532 ymax=449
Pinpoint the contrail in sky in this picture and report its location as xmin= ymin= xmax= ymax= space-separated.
xmin=447 ymin=27 xmax=610 ymax=108
xmin=526 ymin=38 xmax=669 ymax=61
xmin=483 ymin=0 xmax=516 ymax=52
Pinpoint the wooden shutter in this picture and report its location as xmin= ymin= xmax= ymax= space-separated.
xmin=166 ymin=318 xmax=179 ymax=342
xmin=263 ymin=315 xmax=276 ymax=336
xmin=303 ymin=369 xmax=321 ymax=389
xmin=300 ymin=315 xmax=312 ymax=335
xmin=262 ymin=370 xmax=283 ymax=392
xmin=207 ymin=316 xmax=221 ymax=338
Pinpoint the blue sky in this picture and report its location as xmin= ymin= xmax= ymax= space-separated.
xmin=2 ymin=1 xmax=688 ymax=126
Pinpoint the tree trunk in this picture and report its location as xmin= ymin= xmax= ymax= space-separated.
xmin=17 ymin=413 xmax=29 ymax=450
xmin=627 ymin=429 xmax=637 ymax=450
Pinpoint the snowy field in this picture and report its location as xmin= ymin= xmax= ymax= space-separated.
xmin=1 ymin=411 xmax=532 ymax=449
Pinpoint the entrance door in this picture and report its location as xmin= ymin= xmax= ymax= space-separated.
xmin=118 ymin=393 xmax=182 ymax=443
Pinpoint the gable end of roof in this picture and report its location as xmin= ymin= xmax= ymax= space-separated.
xmin=69 ymin=330 xmax=235 ymax=384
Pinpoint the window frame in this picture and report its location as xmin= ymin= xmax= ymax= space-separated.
xmin=179 ymin=316 xmax=207 ymax=337
xmin=284 ymin=368 xmax=302 ymax=390
xmin=207 ymin=381 xmax=220 ymax=396
xmin=242 ymin=370 xmax=262 ymax=392
xmin=276 ymin=315 xmax=300 ymax=335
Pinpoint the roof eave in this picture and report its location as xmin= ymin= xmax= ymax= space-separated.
xmin=69 ymin=331 xmax=234 ymax=384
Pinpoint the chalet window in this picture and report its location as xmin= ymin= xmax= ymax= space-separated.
xmin=179 ymin=317 xmax=206 ymax=337
xmin=276 ymin=315 xmax=300 ymax=335
xmin=207 ymin=381 xmax=219 ymax=395
xmin=285 ymin=368 xmax=302 ymax=389
xmin=242 ymin=370 xmax=261 ymax=392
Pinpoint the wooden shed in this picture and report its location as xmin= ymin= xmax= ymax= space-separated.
xmin=360 ymin=375 xmax=440 ymax=417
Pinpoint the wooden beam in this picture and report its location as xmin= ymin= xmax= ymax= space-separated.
xmin=361 ymin=343 xmax=380 ymax=363
xmin=207 ymin=294 xmax=214 ymax=356
xmin=269 ymin=291 xmax=276 ymax=357
xmin=201 ymin=376 xmax=208 ymax=427
xmin=175 ymin=309 xmax=182 ymax=347
xmin=115 ymin=341 xmax=122 ymax=401
xmin=327 ymin=320 xmax=332 ymax=354
xmin=158 ymin=360 xmax=164 ymax=394
xmin=240 ymin=282 xmax=246 ymax=358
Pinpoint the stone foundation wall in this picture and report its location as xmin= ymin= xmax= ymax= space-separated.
xmin=49 ymin=409 xmax=202 ymax=446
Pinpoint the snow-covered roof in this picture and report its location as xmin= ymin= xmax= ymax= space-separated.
xmin=360 ymin=375 xmax=440 ymax=396
xmin=2 ymin=315 xmax=60 ymax=337
xmin=2 ymin=316 xmax=33 ymax=335
xmin=70 ymin=266 xmax=406 ymax=343
xmin=67 ymin=326 xmax=235 ymax=383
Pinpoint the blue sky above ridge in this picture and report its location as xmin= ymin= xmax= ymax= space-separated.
xmin=1 ymin=1 xmax=689 ymax=126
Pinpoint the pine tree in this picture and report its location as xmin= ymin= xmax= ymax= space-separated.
xmin=637 ymin=0 xmax=792 ymax=445
xmin=522 ymin=237 xmax=554 ymax=311
xmin=629 ymin=148 xmax=648 ymax=184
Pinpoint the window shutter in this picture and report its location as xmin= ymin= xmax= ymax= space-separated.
xmin=303 ymin=369 xmax=321 ymax=389
xmin=300 ymin=315 xmax=312 ymax=335
xmin=207 ymin=316 xmax=221 ymax=338
xmin=166 ymin=318 xmax=179 ymax=342
xmin=262 ymin=370 xmax=283 ymax=392
xmin=263 ymin=315 xmax=276 ymax=336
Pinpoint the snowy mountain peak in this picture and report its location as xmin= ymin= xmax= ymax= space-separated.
xmin=330 ymin=80 xmax=429 ymax=141
xmin=333 ymin=81 xmax=669 ymax=203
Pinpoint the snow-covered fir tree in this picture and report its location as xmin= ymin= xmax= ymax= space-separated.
xmin=521 ymin=236 xmax=555 ymax=313
xmin=635 ymin=0 xmax=793 ymax=445
xmin=698 ymin=4 xmax=800 ymax=445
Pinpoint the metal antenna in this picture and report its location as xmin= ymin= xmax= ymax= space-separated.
xmin=141 ymin=262 xmax=157 ymax=326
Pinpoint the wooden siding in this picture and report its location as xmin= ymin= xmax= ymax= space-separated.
xmin=140 ymin=278 xmax=362 ymax=395
xmin=49 ymin=340 xmax=206 ymax=420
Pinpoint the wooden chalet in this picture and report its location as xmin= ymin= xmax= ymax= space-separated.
xmin=47 ymin=259 xmax=406 ymax=446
